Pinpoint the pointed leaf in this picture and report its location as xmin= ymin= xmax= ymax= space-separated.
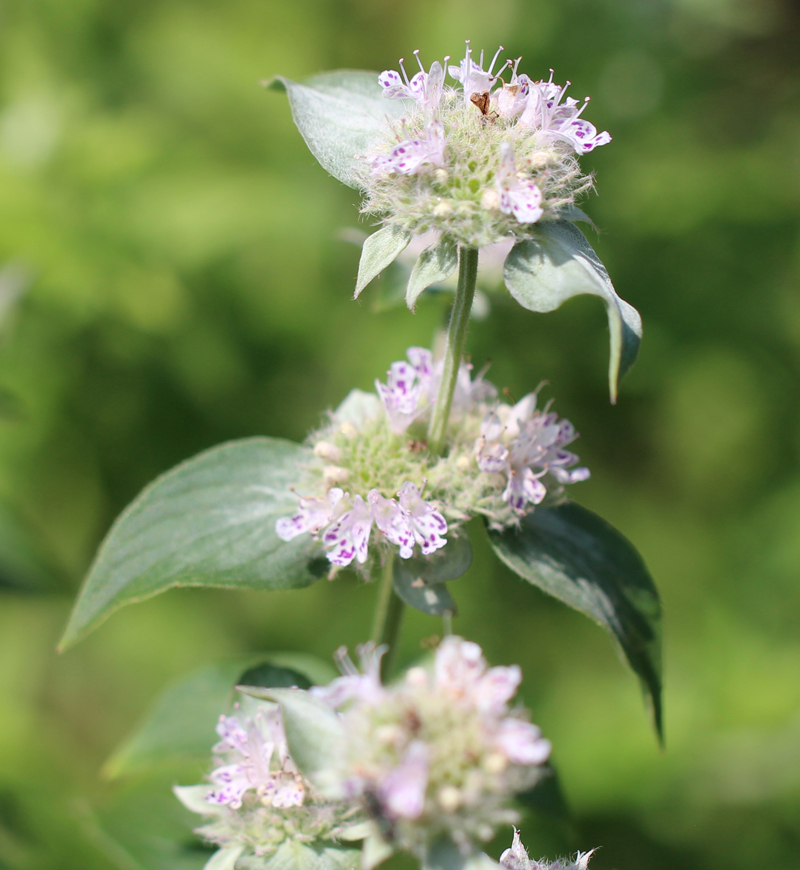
xmin=239 ymin=687 xmax=346 ymax=788
xmin=487 ymin=503 xmax=662 ymax=742
xmin=105 ymin=653 xmax=337 ymax=778
xmin=503 ymin=221 xmax=642 ymax=403
xmin=269 ymin=71 xmax=408 ymax=190
xmin=361 ymin=832 xmax=394 ymax=870
xmin=355 ymin=226 xmax=412 ymax=298
xmin=406 ymin=237 xmax=459 ymax=310
xmin=60 ymin=438 xmax=327 ymax=650
xmin=205 ymin=846 xmax=245 ymax=870
xmin=393 ymin=574 xmax=456 ymax=616
xmin=266 ymin=841 xmax=360 ymax=870
xmin=392 ymin=533 xmax=471 ymax=615
xmin=83 ymin=774 xmax=211 ymax=870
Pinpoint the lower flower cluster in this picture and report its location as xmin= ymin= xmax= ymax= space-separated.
xmin=275 ymin=347 xmax=589 ymax=570
xmin=177 ymin=638 xmax=601 ymax=870
xmin=312 ymin=637 xmax=552 ymax=855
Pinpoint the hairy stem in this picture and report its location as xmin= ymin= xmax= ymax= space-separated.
xmin=427 ymin=246 xmax=479 ymax=456
xmin=370 ymin=551 xmax=404 ymax=677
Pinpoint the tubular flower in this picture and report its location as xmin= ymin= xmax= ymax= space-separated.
xmin=175 ymin=701 xmax=364 ymax=868
xmin=361 ymin=41 xmax=610 ymax=248
xmin=274 ymin=348 xmax=589 ymax=571
xmin=313 ymin=638 xmax=552 ymax=855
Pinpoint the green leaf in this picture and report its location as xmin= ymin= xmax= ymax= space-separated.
xmin=503 ymin=221 xmax=642 ymax=403
xmin=355 ymin=226 xmax=412 ymax=298
xmin=59 ymin=437 xmax=327 ymax=650
xmin=393 ymin=574 xmax=456 ymax=616
xmin=105 ymin=653 xmax=337 ymax=778
xmin=80 ymin=775 xmax=211 ymax=870
xmin=424 ymin=837 xmax=467 ymax=870
xmin=392 ymin=533 xmax=471 ymax=616
xmin=268 ymin=71 xmax=407 ymax=190
xmin=239 ymin=687 xmax=346 ymax=789
xmin=361 ymin=832 xmax=394 ymax=870
xmin=406 ymin=237 xmax=459 ymax=311
xmin=487 ymin=503 xmax=663 ymax=741
xmin=265 ymin=841 xmax=361 ymax=870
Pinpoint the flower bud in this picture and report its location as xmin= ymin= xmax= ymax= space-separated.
xmin=315 ymin=441 xmax=344 ymax=463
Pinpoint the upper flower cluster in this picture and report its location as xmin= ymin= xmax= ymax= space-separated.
xmin=361 ymin=42 xmax=610 ymax=247
xmin=274 ymin=347 xmax=589 ymax=570
xmin=312 ymin=637 xmax=551 ymax=854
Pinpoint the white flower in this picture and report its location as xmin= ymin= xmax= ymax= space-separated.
xmin=374 ymin=347 xmax=434 ymax=433
xmin=322 ymin=494 xmax=374 ymax=566
xmin=496 ymin=143 xmax=543 ymax=224
xmin=207 ymin=707 xmax=304 ymax=810
xmin=311 ymin=642 xmax=387 ymax=707
xmin=275 ymin=487 xmax=346 ymax=541
xmin=448 ymin=41 xmax=508 ymax=107
xmin=379 ymin=51 xmax=447 ymax=121
xmin=475 ymin=391 xmax=589 ymax=518
xmin=519 ymin=74 xmax=611 ymax=155
xmin=380 ymin=740 xmax=430 ymax=820
xmin=375 ymin=346 xmax=496 ymax=434
xmin=369 ymin=121 xmax=446 ymax=176
xmin=398 ymin=481 xmax=448 ymax=556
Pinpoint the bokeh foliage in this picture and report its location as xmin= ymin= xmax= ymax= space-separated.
xmin=0 ymin=0 xmax=799 ymax=867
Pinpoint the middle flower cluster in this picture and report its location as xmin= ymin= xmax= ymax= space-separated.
xmin=275 ymin=347 xmax=589 ymax=571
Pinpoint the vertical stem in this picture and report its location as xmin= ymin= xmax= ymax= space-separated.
xmin=370 ymin=551 xmax=404 ymax=677
xmin=427 ymin=246 xmax=479 ymax=456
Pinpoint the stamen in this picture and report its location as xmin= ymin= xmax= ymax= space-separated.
xmin=572 ymin=96 xmax=590 ymax=119
xmin=488 ymin=45 xmax=505 ymax=75
xmin=398 ymin=57 xmax=410 ymax=87
xmin=334 ymin=645 xmax=357 ymax=676
xmin=413 ymin=49 xmax=424 ymax=72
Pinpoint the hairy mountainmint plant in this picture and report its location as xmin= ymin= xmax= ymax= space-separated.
xmin=58 ymin=36 xmax=663 ymax=870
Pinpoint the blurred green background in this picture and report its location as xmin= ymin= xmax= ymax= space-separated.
xmin=1 ymin=0 xmax=799 ymax=867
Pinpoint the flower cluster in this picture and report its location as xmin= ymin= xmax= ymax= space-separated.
xmin=312 ymin=638 xmax=552 ymax=854
xmin=274 ymin=347 xmax=589 ymax=569
xmin=275 ymin=347 xmax=589 ymax=567
xmin=501 ymin=830 xmax=595 ymax=870
xmin=175 ymin=701 xmax=361 ymax=867
xmin=361 ymin=43 xmax=611 ymax=247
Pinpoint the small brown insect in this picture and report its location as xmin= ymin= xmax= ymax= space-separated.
xmin=363 ymin=788 xmax=396 ymax=843
xmin=407 ymin=439 xmax=427 ymax=453
xmin=470 ymin=90 xmax=493 ymax=117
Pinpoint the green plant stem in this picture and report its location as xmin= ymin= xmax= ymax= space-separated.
xmin=370 ymin=551 xmax=403 ymax=677
xmin=427 ymin=246 xmax=479 ymax=456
